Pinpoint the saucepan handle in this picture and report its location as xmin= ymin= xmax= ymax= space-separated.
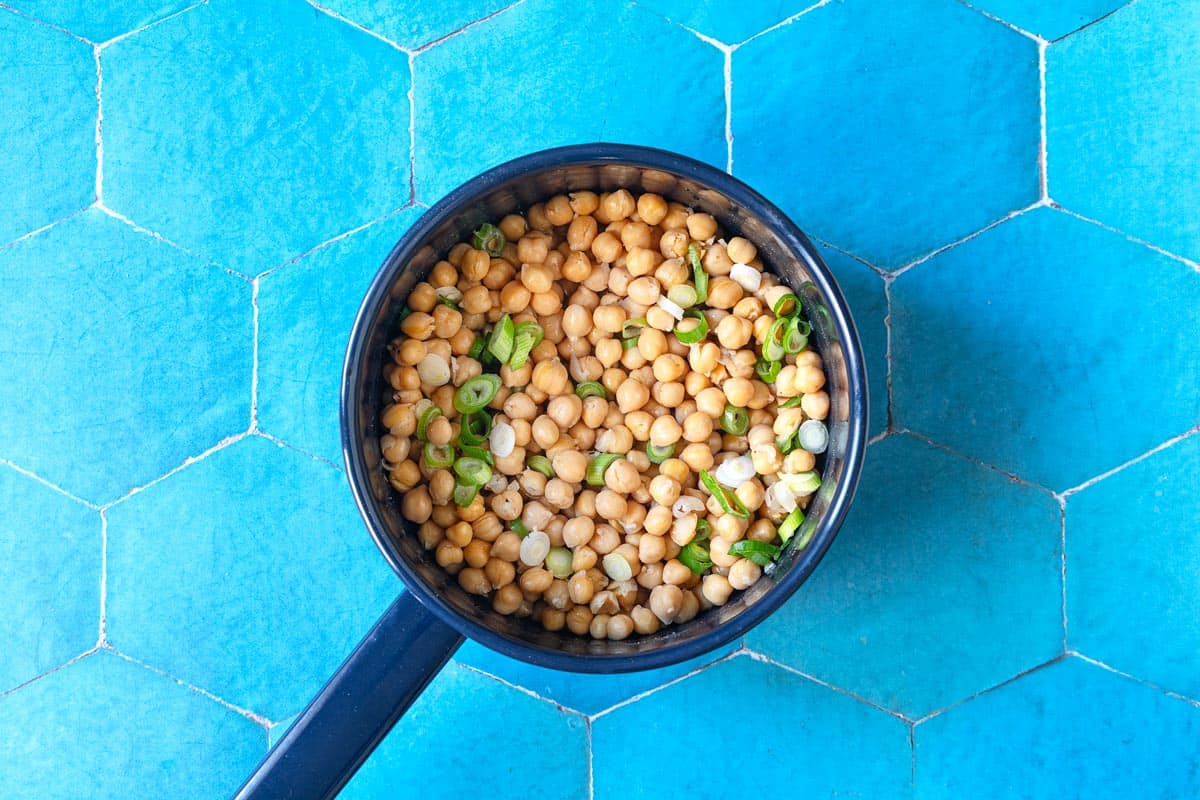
xmin=232 ymin=592 xmax=464 ymax=800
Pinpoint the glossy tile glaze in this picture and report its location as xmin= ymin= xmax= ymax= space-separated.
xmin=2 ymin=0 xmax=1198 ymax=797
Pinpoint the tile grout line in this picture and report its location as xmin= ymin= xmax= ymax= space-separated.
xmin=810 ymin=234 xmax=890 ymax=279
xmin=737 ymin=0 xmax=835 ymax=46
xmin=1049 ymin=1 xmax=1138 ymax=44
xmin=0 ymin=2 xmax=91 ymax=43
xmin=897 ymin=428 xmax=1057 ymax=499
xmin=723 ymin=47 xmax=734 ymax=174
xmin=889 ymin=202 xmax=1043 ymax=278
xmin=0 ymin=647 xmax=101 ymax=699
xmin=410 ymin=0 xmax=528 ymax=54
xmin=1069 ymin=651 xmax=1200 ymax=710
xmin=96 ymin=0 xmax=208 ymax=49
xmin=588 ymin=647 xmax=744 ymax=721
xmin=0 ymin=208 xmax=90 ymax=253
xmin=586 ymin=716 xmax=595 ymax=800
xmin=911 ymin=653 xmax=1068 ymax=726
xmin=1057 ymin=425 xmax=1200 ymax=499
xmin=407 ymin=52 xmax=418 ymax=204
xmin=745 ymin=649 xmax=915 ymax=724
xmin=1057 ymin=496 xmax=1068 ymax=654
xmin=107 ymin=647 xmax=273 ymax=729
xmin=908 ymin=723 xmax=916 ymax=792
xmin=97 ymin=510 xmax=109 ymax=647
xmin=93 ymin=45 xmax=103 ymax=204
xmin=1050 ymin=204 xmax=1200 ymax=273
xmin=956 ymin=0 xmax=1046 ymax=43
xmin=253 ymin=431 xmax=344 ymax=471
xmin=100 ymin=432 xmax=248 ymax=512
xmin=0 ymin=457 xmax=99 ymax=509
xmin=1037 ymin=40 xmax=1048 ymax=202
xmin=255 ymin=204 xmax=417 ymax=281
xmin=883 ymin=274 xmax=896 ymax=434
xmin=93 ymin=203 xmax=232 ymax=272
xmin=304 ymin=0 xmax=407 ymax=53
xmin=455 ymin=663 xmax=578 ymax=713
xmin=249 ymin=277 xmax=260 ymax=433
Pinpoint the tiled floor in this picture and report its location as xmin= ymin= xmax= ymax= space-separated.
xmin=1 ymin=1 xmax=1197 ymax=798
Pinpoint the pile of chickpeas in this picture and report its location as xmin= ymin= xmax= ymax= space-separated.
xmin=379 ymin=188 xmax=829 ymax=641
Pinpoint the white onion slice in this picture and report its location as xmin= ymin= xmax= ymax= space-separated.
xmin=435 ymin=285 xmax=463 ymax=304
xmin=490 ymin=421 xmax=516 ymax=458
xmin=764 ymin=480 xmax=798 ymax=514
xmin=602 ymin=552 xmax=633 ymax=582
xmin=657 ymin=295 xmax=685 ymax=321
xmin=672 ymin=495 xmax=706 ymax=518
xmin=798 ymin=419 xmax=829 ymax=454
xmin=520 ymin=531 xmax=551 ymax=566
xmin=714 ymin=455 xmax=755 ymax=488
xmin=729 ymin=263 xmax=762 ymax=292
xmin=485 ymin=471 xmax=509 ymax=493
xmin=416 ymin=354 xmax=451 ymax=386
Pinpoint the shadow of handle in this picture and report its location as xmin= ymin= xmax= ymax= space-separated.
xmin=232 ymin=592 xmax=464 ymax=800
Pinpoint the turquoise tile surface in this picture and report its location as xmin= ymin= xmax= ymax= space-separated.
xmin=2 ymin=0 xmax=1199 ymax=796
xmin=105 ymin=436 xmax=399 ymax=720
xmin=593 ymin=655 xmax=911 ymax=799
xmin=968 ymin=0 xmax=1127 ymax=40
xmin=892 ymin=207 xmax=1200 ymax=492
xmin=102 ymin=0 xmax=411 ymax=276
xmin=314 ymin=0 xmax=513 ymax=49
xmin=915 ymin=656 xmax=1200 ymax=798
xmin=0 ymin=651 xmax=263 ymax=800
xmin=0 ymin=209 xmax=250 ymax=505
xmin=0 ymin=10 xmax=94 ymax=245
xmin=7 ymin=1 xmax=192 ymax=43
xmin=637 ymin=0 xmax=814 ymax=44
xmin=0 ymin=468 xmax=98 ymax=692
xmin=732 ymin=0 xmax=1040 ymax=269
xmin=259 ymin=207 xmax=420 ymax=464
xmin=1067 ymin=433 xmax=1200 ymax=699
xmin=1048 ymin=0 xmax=1200 ymax=263
xmin=746 ymin=436 xmax=1062 ymax=718
xmin=411 ymin=0 xmax=726 ymax=203
xmin=337 ymin=662 xmax=588 ymax=800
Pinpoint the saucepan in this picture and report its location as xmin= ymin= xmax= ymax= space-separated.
xmin=234 ymin=143 xmax=868 ymax=799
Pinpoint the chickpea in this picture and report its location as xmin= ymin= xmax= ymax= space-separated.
xmin=646 ymin=584 xmax=683 ymax=626
xmin=541 ymin=607 xmax=566 ymax=631
xmin=706 ymin=277 xmax=744 ymax=309
xmin=589 ymin=614 xmax=611 ymax=639
xmin=680 ymin=412 xmax=713 ymax=444
xmin=686 ymin=213 xmax=718 ymax=241
xmin=594 ymin=338 xmax=622 ymax=367
xmin=581 ymin=397 xmax=609 ymax=428
xmin=688 ymin=342 xmax=719 ymax=375
xmin=503 ymin=392 xmax=538 ymax=421
xmin=566 ymin=605 xmax=593 ymax=635
xmin=431 ymin=504 xmax=459 ymax=528
xmin=400 ymin=312 xmax=434 ymax=341
xmin=562 ymin=518 xmax=595 ymax=550
xmin=594 ymin=490 xmax=628 ymax=521
xmin=458 ymin=567 xmax=490 ymax=596
xmin=701 ymin=573 xmax=734 ymax=606
xmin=658 ymin=458 xmax=691 ymax=485
xmin=714 ymin=315 xmax=753 ymax=350
xmin=626 ymin=276 xmax=661 ymax=306
xmin=747 ymin=518 xmax=777 ymax=544
xmin=593 ymin=305 xmax=627 ymax=335
xmin=498 ymin=282 xmax=531 ymax=314
xmin=569 ymin=191 xmax=599 ymax=215
xmin=443 ymin=520 xmax=471 ymax=548
xmin=726 ymin=236 xmax=758 ymax=264
xmin=572 ymin=544 xmax=599 ymax=572
xmin=435 ymin=541 xmax=464 ymax=569
xmin=485 ymin=488 xmax=520 ymax=521
xmin=494 ymin=445 xmax=526 ymax=477
xmin=649 ymin=415 xmax=682 ymax=447
xmin=605 ymin=459 xmax=641 ymax=494
xmin=658 ymin=229 xmax=689 ymax=259
xmin=662 ymin=559 xmax=693 ymax=586
xmin=784 ymin=449 xmax=817 ymax=474
xmin=644 ymin=505 xmax=673 ymax=537
xmin=751 ymin=444 xmax=783 ymax=476
xmin=381 ymin=404 xmax=416 ymax=437
xmin=648 ymin=475 xmax=682 ymax=507
xmin=599 ymin=189 xmax=635 ymax=222
xmin=694 ymin=387 xmax=726 ymax=419
xmin=736 ymin=480 xmax=765 ymax=513
xmin=636 ymin=193 xmax=668 ymax=225
xmin=723 ymin=377 xmax=755 ymax=408
xmin=591 ymin=231 xmax=622 ymax=264
xmin=652 ymin=354 xmax=688 ymax=383
xmin=802 ymin=390 xmax=830 ymax=420
xmin=401 ymin=486 xmax=432 ymax=523
xmin=615 ymin=378 xmax=650 ymax=414
xmin=489 ymin=583 xmax=521 ymax=614
xmin=408 ymin=282 xmax=438 ymax=313
xmin=676 ymin=590 xmax=701 ymax=623
xmin=713 ymin=513 xmax=747 ymax=543
xmin=794 ymin=364 xmax=827 ymax=394
xmin=631 ymin=605 xmax=661 ymax=635
xmin=544 ymin=478 xmax=575 ymax=510
xmin=702 ymin=243 xmax=734 ymax=276
xmin=607 ymin=614 xmax=634 ymax=640
xmin=568 ymin=571 xmax=595 ymax=604
xmin=652 ymin=381 xmax=685 ymax=408
xmin=728 ymin=557 xmax=763 ymax=591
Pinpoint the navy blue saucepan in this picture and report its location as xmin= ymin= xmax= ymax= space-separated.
xmin=234 ymin=144 xmax=868 ymax=799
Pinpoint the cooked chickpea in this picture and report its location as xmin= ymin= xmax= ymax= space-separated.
xmin=701 ymin=573 xmax=733 ymax=605
xmin=636 ymin=193 xmax=668 ymax=225
xmin=652 ymin=354 xmax=688 ymax=383
xmin=723 ymin=377 xmax=755 ymax=408
xmin=686 ymin=213 xmax=718 ymax=241
xmin=544 ymin=478 xmax=575 ymax=510
xmin=681 ymin=412 xmax=713 ymax=444
xmin=649 ymin=584 xmax=684 ymax=623
xmin=726 ymin=236 xmax=757 ymax=264
xmin=662 ymin=559 xmax=693 ymax=586
xmin=594 ymin=489 xmax=628 ymax=520
xmin=802 ymin=390 xmax=830 ymax=420
xmin=649 ymin=415 xmax=682 ymax=448
xmin=715 ymin=315 xmax=753 ymax=349
xmin=706 ymin=277 xmax=744 ymax=309
xmin=648 ymin=475 xmax=682 ymax=507
xmin=728 ymin=558 xmax=762 ymax=591
xmin=401 ymin=486 xmax=432 ymax=522
xmin=616 ymin=378 xmax=650 ymax=413
xmin=626 ymin=276 xmax=661 ymax=306
xmin=794 ymin=364 xmax=827 ymax=394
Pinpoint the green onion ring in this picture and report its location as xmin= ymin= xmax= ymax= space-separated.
xmin=459 ymin=444 xmax=494 ymax=467
xmin=415 ymin=404 xmax=442 ymax=440
xmin=454 ymin=374 xmax=502 ymax=415
xmin=454 ymin=457 xmax=492 ymax=486
xmin=720 ymin=404 xmax=750 ymax=436
xmin=678 ymin=540 xmax=713 ymax=574
xmin=423 ymin=442 xmax=455 ymax=469
xmin=783 ymin=317 xmax=808 ymax=354
xmin=473 ymin=223 xmax=506 ymax=257
xmin=508 ymin=322 xmax=544 ymax=370
xmin=487 ymin=314 xmax=516 ymax=363
xmin=586 ymin=453 xmax=623 ymax=487
xmin=778 ymin=396 xmax=804 ymax=409
xmin=622 ymin=336 xmax=640 ymax=350
xmin=452 ymin=482 xmax=479 ymax=507
xmin=755 ymin=357 xmax=781 ymax=383
xmin=772 ymin=292 xmax=799 ymax=317
xmin=693 ymin=517 xmax=711 ymax=542
xmin=467 ymin=335 xmax=486 ymax=360
xmin=699 ymin=469 xmax=751 ymax=518
xmin=777 ymin=507 xmax=805 ymax=544
xmin=688 ymin=243 xmax=708 ymax=304
xmin=575 ymin=381 xmax=607 ymax=399
xmin=728 ymin=539 xmax=780 ymax=567
xmin=674 ymin=310 xmax=709 ymax=345
xmin=646 ymin=442 xmax=675 ymax=464
xmin=511 ymin=519 xmax=530 ymax=538
xmin=621 ymin=317 xmax=647 ymax=340
xmin=457 ymin=411 xmax=493 ymax=446
xmin=526 ymin=454 xmax=555 ymax=478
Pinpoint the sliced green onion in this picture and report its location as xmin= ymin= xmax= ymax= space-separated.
xmin=783 ymin=317 xmax=808 ymax=354
xmin=778 ymin=396 xmax=804 ymax=409
xmin=622 ymin=336 xmax=640 ymax=349
xmin=674 ymin=309 xmax=709 ymax=345
xmin=423 ymin=442 xmax=455 ymax=469
xmin=699 ymin=469 xmax=751 ymax=518
xmin=728 ymin=539 xmax=780 ymax=567
xmin=621 ymin=317 xmax=647 ymax=340
xmin=436 ymin=291 xmax=460 ymax=309
xmin=473 ymin=223 xmax=506 ymax=257
xmin=575 ymin=381 xmax=607 ymax=399
xmin=694 ymin=517 xmax=711 ymax=542
xmin=457 ymin=411 xmax=493 ymax=446
xmin=798 ymin=419 xmax=828 ymax=454
xmin=527 ymin=454 xmax=555 ymax=478
xmin=646 ymin=442 xmax=675 ymax=464
xmin=678 ymin=540 xmax=713 ymax=574
xmin=511 ymin=519 xmax=530 ymax=538
xmin=777 ymin=507 xmax=805 ymax=544
xmin=416 ymin=404 xmax=442 ymax=440
xmin=687 ymin=244 xmax=708 ymax=304
xmin=487 ymin=314 xmax=515 ymax=363
xmin=587 ymin=453 xmax=622 ymax=487
xmin=509 ymin=322 xmax=544 ymax=370
xmin=763 ymin=317 xmax=787 ymax=362
xmin=395 ymin=306 xmax=412 ymax=325
xmin=783 ymin=470 xmax=822 ymax=496
xmin=454 ymin=457 xmax=492 ymax=486
xmin=720 ymin=404 xmax=750 ymax=436
xmin=459 ymin=444 xmax=494 ymax=467
xmin=454 ymin=374 xmax=502 ymax=415
xmin=772 ymin=292 xmax=799 ymax=317
xmin=546 ymin=546 xmax=573 ymax=579
xmin=667 ymin=284 xmax=698 ymax=309
xmin=777 ymin=432 xmax=799 ymax=455
xmin=452 ymin=482 xmax=478 ymax=507
xmin=755 ymin=358 xmax=781 ymax=383
xmin=468 ymin=335 xmax=486 ymax=360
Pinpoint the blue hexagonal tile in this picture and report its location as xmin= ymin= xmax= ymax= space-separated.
xmin=411 ymin=0 xmax=725 ymax=203
xmin=103 ymin=0 xmax=411 ymax=277
xmin=820 ymin=244 xmax=888 ymax=436
xmin=105 ymin=435 xmax=399 ymax=720
xmin=259 ymin=207 xmax=420 ymax=464
xmin=7 ymin=1 xmax=193 ymax=43
xmin=0 ymin=468 xmax=98 ymax=692
xmin=1067 ymin=433 xmax=1200 ymax=700
xmin=334 ymin=661 xmax=587 ymax=800
xmin=915 ymin=657 xmax=1200 ymax=799
xmin=891 ymin=208 xmax=1200 ymax=492
xmin=637 ymin=0 xmax=815 ymax=44
xmin=0 ymin=209 xmax=250 ymax=505
xmin=1048 ymin=0 xmax=1200 ymax=262
xmin=732 ymin=0 xmax=1039 ymax=270
xmin=0 ymin=651 xmax=263 ymax=800
xmin=593 ymin=655 xmax=911 ymax=799
xmin=454 ymin=638 xmax=736 ymax=716
xmin=747 ymin=435 xmax=1061 ymax=719
xmin=966 ymin=0 xmax=1126 ymax=40
xmin=0 ymin=11 xmax=93 ymax=245
xmin=315 ymin=0 xmax=512 ymax=50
